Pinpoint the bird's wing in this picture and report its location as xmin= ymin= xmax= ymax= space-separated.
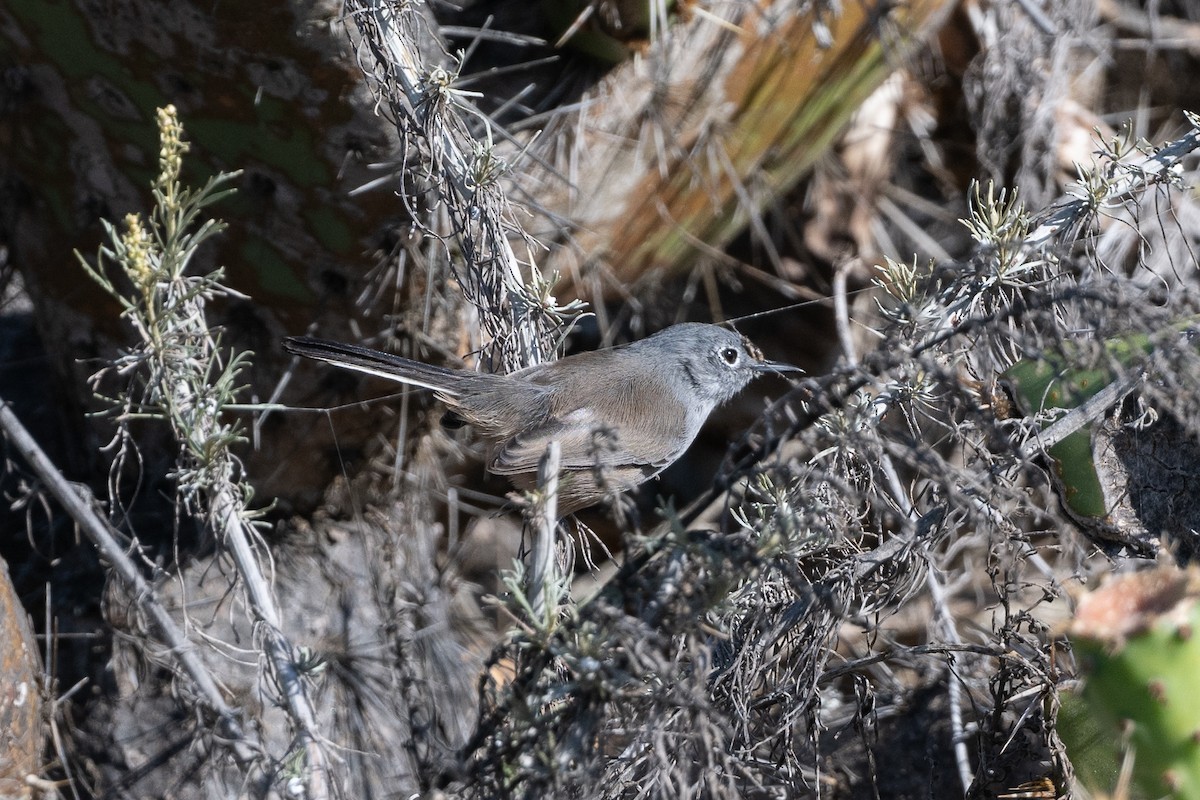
xmin=488 ymin=411 xmax=635 ymax=476
xmin=488 ymin=379 xmax=691 ymax=477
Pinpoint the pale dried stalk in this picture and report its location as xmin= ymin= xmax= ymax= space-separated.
xmin=79 ymin=105 xmax=335 ymax=798
xmin=342 ymin=0 xmax=561 ymax=371
xmin=528 ymin=441 xmax=562 ymax=623
xmin=159 ymin=298 xmax=333 ymax=800
xmin=210 ymin=493 xmax=332 ymax=798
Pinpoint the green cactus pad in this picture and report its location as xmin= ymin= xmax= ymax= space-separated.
xmin=1062 ymin=569 xmax=1200 ymax=799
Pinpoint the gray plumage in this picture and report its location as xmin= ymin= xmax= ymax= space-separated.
xmin=284 ymin=323 xmax=798 ymax=514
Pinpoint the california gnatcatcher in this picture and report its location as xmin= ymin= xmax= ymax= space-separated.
xmin=284 ymin=323 xmax=799 ymax=514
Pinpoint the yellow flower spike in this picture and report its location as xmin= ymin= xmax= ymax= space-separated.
xmin=154 ymin=105 xmax=188 ymax=202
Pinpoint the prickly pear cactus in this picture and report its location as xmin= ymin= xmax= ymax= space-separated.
xmin=1061 ymin=568 xmax=1200 ymax=799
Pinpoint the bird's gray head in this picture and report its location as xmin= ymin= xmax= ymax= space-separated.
xmin=635 ymin=323 xmax=798 ymax=407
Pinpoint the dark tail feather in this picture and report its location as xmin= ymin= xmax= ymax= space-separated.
xmin=283 ymin=336 xmax=478 ymax=396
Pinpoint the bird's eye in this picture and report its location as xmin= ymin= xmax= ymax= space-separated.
xmin=720 ymin=347 xmax=740 ymax=365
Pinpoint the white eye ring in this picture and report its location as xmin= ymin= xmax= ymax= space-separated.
xmin=720 ymin=347 xmax=740 ymax=365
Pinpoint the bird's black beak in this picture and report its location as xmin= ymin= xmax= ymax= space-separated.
xmin=752 ymin=359 xmax=804 ymax=375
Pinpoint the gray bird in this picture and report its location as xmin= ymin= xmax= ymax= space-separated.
xmin=284 ymin=323 xmax=797 ymax=514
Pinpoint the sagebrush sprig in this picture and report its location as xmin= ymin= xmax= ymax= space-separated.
xmin=77 ymin=105 xmax=333 ymax=799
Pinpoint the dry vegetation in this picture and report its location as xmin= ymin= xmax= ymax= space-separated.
xmin=3 ymin=1 xmax=1200 ymax=799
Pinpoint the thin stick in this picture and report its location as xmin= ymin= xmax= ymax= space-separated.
xmin=0 ymin=401 xmax=260 ymax=768
xmin=833 ymin=260 xmax=858 ymax=367
xmin=345 ymin=0 xmax=549 ymax=371
xmin=528 ymin=441 xmax=561 ymax=623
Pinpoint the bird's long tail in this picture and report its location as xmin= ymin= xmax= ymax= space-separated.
xmin=283 ymin=336 xmax=483 ymax=396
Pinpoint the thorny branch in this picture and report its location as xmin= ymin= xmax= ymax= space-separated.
xmin=341 ymin=0 xmax=585 ymax=371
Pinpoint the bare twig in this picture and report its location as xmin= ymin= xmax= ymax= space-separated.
xmin=210 ymin=493 xmax=332 ymax=799
xmin=342 ymin=0 xmax=586 ymax=372
xmin=1025 ymin=117 xmax=1200 ymax=250
xmin=878 ymin=449 xmax=973 ymax=795
xmin=1027 ymin=370 xmax=1141 ymax=451
xmin=833 ymin=260 xmax=859 ymax=366
xmin=528 ymin=441 xmax=561 ymax=623
xmin=0 ymin=401 xmax=259 ymax=768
